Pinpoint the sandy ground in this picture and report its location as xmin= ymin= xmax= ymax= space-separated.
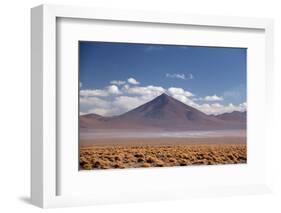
xmin=79 ymin=135 xmax=247 ymax=170
xmin=80 ymin=128 xmax=247 ymax=170
xmin=80 ymin=143 xmax=247 ymax=170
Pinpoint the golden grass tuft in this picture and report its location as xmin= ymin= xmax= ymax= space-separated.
xmin=80 ymin=144 xmax=247 ymax=170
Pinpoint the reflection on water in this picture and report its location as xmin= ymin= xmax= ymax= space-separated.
xmin=80 ymin=130 xmax=246 ymax=139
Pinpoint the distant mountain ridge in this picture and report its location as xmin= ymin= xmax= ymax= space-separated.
xmin=80 ymin=93 xmax=246 ymax=131
xmin=215 ymin=111 xmax=246 ymax=122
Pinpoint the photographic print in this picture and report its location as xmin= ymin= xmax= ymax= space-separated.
xmin=79 ymin=42 xmax=247 ymax=170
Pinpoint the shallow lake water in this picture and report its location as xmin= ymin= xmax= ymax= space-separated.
xmin=80 ymin=130 xmax=246 ymax=140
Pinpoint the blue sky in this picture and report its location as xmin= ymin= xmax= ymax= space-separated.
xmin=79 ymin=41 xmax=247 ymax=116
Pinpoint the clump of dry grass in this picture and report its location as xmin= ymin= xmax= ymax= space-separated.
xmin=80 ymin=144 xmax=247 ymax=170
xmin=141 ymin=163 xmax=151 ymax=168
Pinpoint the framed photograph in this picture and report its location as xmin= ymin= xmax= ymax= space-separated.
xmin=31 ymin=4 xmax=274 ymax=208
xmin=79 ymin=41 xmax=248 ymax=170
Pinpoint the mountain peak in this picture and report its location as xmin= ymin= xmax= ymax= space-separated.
xmin=120 ymin=91 xmax=208 ymax=122
xmin=154 ymin=93 xmax=173 ymax=102
xmin=151 ymin=93 xmax=174 ymax=106
xmin=158 ymin=93 xmax=170 ymax=98
xmin=81 ymin=92 xmax=246 ymax=130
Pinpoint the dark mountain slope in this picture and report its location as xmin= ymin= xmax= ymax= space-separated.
xmin=80 ymin=93 xmax=246 ymax=131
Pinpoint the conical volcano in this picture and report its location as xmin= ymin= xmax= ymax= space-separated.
xmin=80 ymin=93 xmax=246 ymax=131
xmin=120 ymin=93 xmax=213 ymax=121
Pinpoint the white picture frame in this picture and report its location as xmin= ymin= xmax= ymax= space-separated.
xmin=31 ymin=4 xmax=274 ymax=208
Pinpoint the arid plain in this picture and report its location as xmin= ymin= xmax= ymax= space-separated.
xmin=80 ymin=130 xmax=246 ymax=170
xmin=80 ymin=94 xmax=247 ymax=170
xmin=80 ymin=138 xmax=246 ymax=170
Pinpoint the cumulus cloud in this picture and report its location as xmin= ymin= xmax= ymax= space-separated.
xmin=196 ymin=102 xmax=247 ymax=115
xmin=167 ymin=87 xmax=193 ymax=97
xmin=80 ymin=89 xmax=108 ymax=97
xmin=80 ymin=85 xmax=122 ymax=98
xmin=110 ymin=80 xmax=126 ymax=85
xmin=80 ymin=78 xmax=246 ymax=116
xmin=122 ymin=84 xmax=130 ymax=90
xmin=125 ymin=85 xmax=165 ymax=97
xmin=107 ymin=85 xmax=121 ymax=94
xmin=88 ymin=108 xmax=113 ymax=116
xmin=80 ymin=96 xmax=109 ymax=108
xmin=166 ymin=73 xmax=193 ymax=80
xmin=204 ymin=95 xmax=224 ymax=101
xmin=80 ymin=83 xmax=166 ymax=116
xmin=127 ymin=77 xmax=140 ymax=85
xmin=113 ymin=96 xmax=146 ymax=112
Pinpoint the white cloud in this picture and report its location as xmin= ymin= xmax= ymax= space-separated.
xmin=107 ymin=85 xmax=121 ymax=94
xmin=80 ymin=96 xmax=109 ymax=108
xmin=127 ymin=77 xmax=140 ymax=85
xmin=211 ymin=103 xmax=223 ymax=108
xmin=80 ymin=84 xmax=166 ymax=116
xmin=240 ymin=102 xmax=247 ymax=108
xmin=172 ymin=94 xmax=196 ymax=106
xmin=125 ymin=85 xmax=165 ymax=97
xmin=196 ymin=102 xmax=247 ymax=115
xmin=80 ymin=85 xmax=121 ymax=99
xmin=113 ymin=96 xmax=145 ymax=112
xmin=166 ymin=73 xmax=193 ymax=80
xmin=80 ymin=78 xmax=246 ymax=116
xmin=123 ymin=84 xmax=130 ymax=90
xmin=204 ymin=95 xmax=224 ymax=101
xmin=80 ymin=96 xmax=115 ymax=116
xmin=80 ymin=89 xmax=108 ymax=97
xmin=167 ymin=87 xmax=193 ymax=97
xmin=110 ymin=80 xmax=126 ymax=85
xmin=166 ymin=87 xmax=196 ymax=107
xmin=88 ymin=108 xmax=112 ymax=116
